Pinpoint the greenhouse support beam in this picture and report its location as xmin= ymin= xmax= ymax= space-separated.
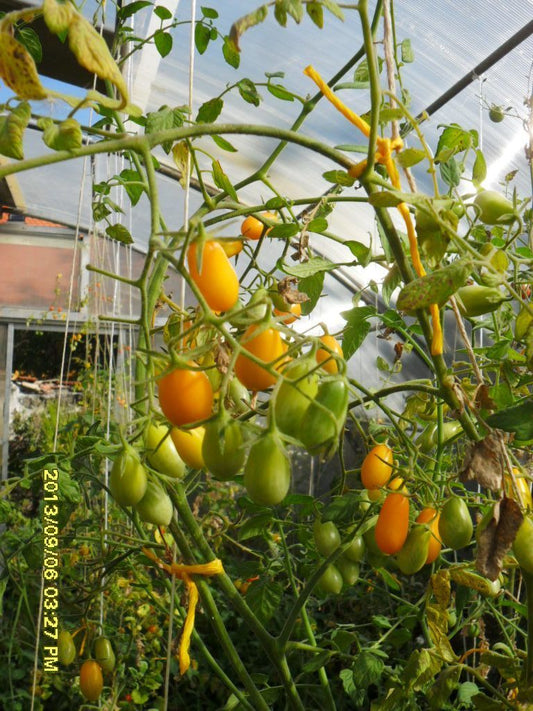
xmin=405 ymin=18 xmax=533 ymax=135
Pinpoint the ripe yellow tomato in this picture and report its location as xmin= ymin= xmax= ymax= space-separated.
xmin=187 ymin=240 xmax=239 ymax=312
xmin=170 ymin=426 xmax=206 ymax=470
xmin=416 ymin=507 xmax=442 ymax=564
xmin=360 ymin=444 xmax=394 ymax=490
xmin=158 ymin=366 xmax=213 ymax=427
xmin=316 ymin=334 xmax=343 ymax=374
xmin=79 ymin=660 xmax=103 ymax=702
xmin=240 ymin=212 xmax=277 ymax=240
xmin=505 ymin=467 xmax=532 ymax=509
xmin=375 ymin=492 xmax=409 ymax=555
xmin=274 ymin=302 xmax=302 ymax=324
xmin=234 ymin=325 xmax=287 ymax=391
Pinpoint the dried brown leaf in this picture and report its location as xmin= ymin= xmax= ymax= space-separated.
xmin=476 ymin=498 xmax=523 ymax=580
xmin=461 ymin=431 xmax=505 ymax=491
xmin=277 ymin=276 xmax=309 ymax=304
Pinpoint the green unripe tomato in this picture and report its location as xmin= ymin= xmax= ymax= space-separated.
xmin=144 ymin=423 xmax=185 ymax=479
xmin=202 ymin=415 xmax=246 ymax=481
xmin=318 ymin=564 xmax=343 ymax=595
xmin=110 ymin=445 xmax=147 ymax=506
xmin=313 ymin=519 xmax=341 ymax=557
xmin=396 ymin=525 xmax=431 ymax=575
xmin=438 ymin=497 xmax=473 ymax=550
xmin=489 ymin=104 xmax=505 ymax=122
xmin=300 ymin=376 xmax=349 ymax=458
xmin=336 ymin=557 xmax=360 ymax=586
xmin=134 ymin=480 xmax=173 ymax=526
xmin=455 ymin=285 xmax=508 ymax=318
xmin=473 ymin=190 xmax=517 ymax=225
xmin=93 ymin=636 xmax=116 ymax=674
xmin=344 ymin=535 xmax=365 ymax=563
xmin=243 ymin=432 xmax=291 ymax=506
xmin=58 ymin=630 xmax=76 ymax=666
xmin=513 ymin=516 xmax=533 ymax=574
xmin=273 ymin=358 xmax=319 ymax=441
xmin=226 ymin=377 xmax=251 ymax=416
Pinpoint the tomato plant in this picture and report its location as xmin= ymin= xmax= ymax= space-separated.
xmin=79 ymin=660 xmax=104 ymax=702
xmin=187 ymin=240 xmax=239 ymax=312
xmin=158 ymin=365 xmax=214 ymax=427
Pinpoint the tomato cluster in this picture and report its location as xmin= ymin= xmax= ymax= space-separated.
xmin=313 ymin=518 xmax=362 ymax=594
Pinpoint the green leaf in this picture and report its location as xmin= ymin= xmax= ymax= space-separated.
xmin=274 ymin=2 xmax=287 ymax=26
xmin=402 ymin=648 xmax=441 ymax=692
xmin=154 ymin=4 xmax=172 ymax=19
xmin=344 ymin=240 xmax=371 ymax=266
xmin=268 ymin=222 xmax=299 ymax=239
xmin=472 ymin=148 xmax=487 ymax=186
xmin=322 ymin=0 xmax=344 ymax=20
xmin=299 ymin=271 xmax=324 ymax=315
xmin=302 ymin=650 xmax=332 ymax=672
xmin=396 ymin=147 xmax=425 ymax=168
xmin=322 ymin=492 xmax=361 ymax=526
xmin=245 ymin=579 xmax=283 ymax=623
xmin=196 ymin=96 xmax=223 ymax=123
xmin=239 ymin=513 xmax=273 ymax=540
xmin=145 ymin=105 xmax=186 ymax=153
xmin=440 ymin=157 xmax=461 ymax=188
xmin=435 ymin=124 xmax=476 ymax=162
xmin=16 ymin=27 xmax=42 ymax=64
xmin=282 ymin=0 xmax=304 ymax=23
xmin=118 ymin=0 xmax=152 ymax=21
xmin=154 ymin=30 xmax=172 ymax=57
xmin=382 ymin=264 xmax=402 ymax=305
xmin=38 ymin=117 xmax=83 ymax=151
xmin=354 ymin=58 xmax=370 ymax=83
xmin=428 ymin=666 xmax=461 ymax=709
xmin=212 ymin=159 xmax=238 ymax=201
xmin=339 ymin=669 xmax=357 ymax=700
xmin=368 ymin=191 xmax=403 ymax=208
xmin=457 ymin=682 xmax=479 ymax=704
xmin=0 ymin=102 xmax=31 ymax=160
xmin=401 ymin=38 xmax=414 ymax=63
xmin=222 ymin=35 xmax=240 ymax=68
xmin=195 ymin=21 xmax=211 ymax=53
xmin=229 ymin=5 xmax=268 ymax=51
xmin=201 ymin=7 xmax=218 ymax=19
xmin=322 ymin=170 xmax=355 ymax=186
xmin=211 ymin=134 xmax=237 ymax=152
xmin=307 ymin=217 xmax=328 ymax=233
xmin=341 ymin=306 xmax=374 ymax=360
xmin=353 ymin=650 xmax=385 ymax=689
xmin=281 ymin=256 xmax=334 ymax=278
xmin=267 ymin=83 xmax=295 ymax=101
xmin=237 ymin=78 xmax=261 ymax=106
xmin=472 ymin=693 xmax=506 ymax=711
xmin=396 ymin=259 xmax=473 ymax=312
xmin=106 ymin=223 xmax=133 ymax=244
xmin=306 ymin=1 xmax=323 ymax=27
xmin=486 ymin=398 xmax=533 ymax=441
xmin=119 ymin=168 xmax=145 ymax=206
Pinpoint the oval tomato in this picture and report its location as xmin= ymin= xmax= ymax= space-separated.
xmin=235 ymin=325 xmax=287 ymax=391
xmin=344 ymin=535 xmax=365 ymax=563
xmin=318 ymin=564 xmax=343 ymax=595
xmin=93 ymin=637 xmax=116 ymax=674
xmin=202 ymin=416 xmax=246 ymax=481
xmin=144 ymin=423 xmax=185 ymax=479
xmin=134 ymin=480 xmax=173 ymax=526
xmin=273 ymin=358 xmax=318 ymax=441
xmin=313 ymin=518 xmax=341 ymax=557
xmin=336 ymin=557 xmax=360 ymax=586
xmin=110 ymin=446 xmax=147 ymax=506
xmin=473 ymin=190 xmax=517 ymax=225
xmin=58 ymin=630 xmax=76 ymax=666
xmin=273 ymin=301 xmax=302 ymax=324
xmin=316 ymin=334 xmax=343 ymax=374
xmin=513 ymin=516 xmax=533 ymax=574
xmin=360 ymin=444 xmax=394 ymax=490
xmin=438 ymin=497 xmax=472 ymax=550
xmin=375 ymin=492 xmax=409 ymax=555
xmin=243 ymin=432 xmax=291 ymax=506
xmin=240 ymin=212 xmax=277 ymax=240
xmin=170 ymin=426 xmax=205 ymax=469
xmin=79 ymin=660 xmax=103 ymax=702
xmin=396 ymin=524 xmax=431 ymax=575
xmin=158 ymin=366 xmax=213 ymax=427
xmin=416 ymin=507 xmax=442 ymax=564
xmin=505 ymin=467 xmax=532 ymax=510
xmin=187 ymin=240 xmax=239 ymax=312
xmin=300 ymin=376 xmax=349 ymax=457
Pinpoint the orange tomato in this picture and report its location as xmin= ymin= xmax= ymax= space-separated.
xmin=240 ymin=212 xmax=277 ymax=240
xmin=416 ymin=507 xmax=442 ymax=564
xmin=234 ymin=325 xmax=287 ymax=391
xmin=374 ymin=492 xmax=409 ymax=555
xmin=170 ymin=426 xmax=206 ymax=469
xmin=217 ymin=239 xmax=243 ymax=257
xmin=79 ymin=660 xmax=103 ymax=702
xmin=360 ymin=444 xmax=394 ymax=490
xmin=316 ymin=334 xmax=343 ymax=374
xmin=158 ymin=366 xmax=213 ymax=426
xmin=274 ymin=302 xmax=302 ymax=324
xmin=187 ymin=240 xmax=239 ymax=312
